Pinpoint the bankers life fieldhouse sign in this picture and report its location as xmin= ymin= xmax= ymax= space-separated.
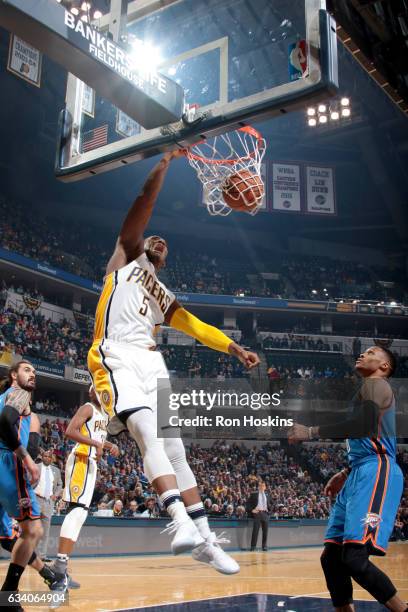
xmin=0 ymin=0 xmax=185 ymax=129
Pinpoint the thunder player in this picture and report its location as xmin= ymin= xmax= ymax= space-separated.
xmin=88 ymin=150 xmax=260 ymax=573
xmin=0 ymin=507 xmax=58 ymax=589
xmin=289 ymin=346 xmax=406 ymax=611
xmin=50 ymin=385 xmax=119 ymax=590
xmin=0 ymin=361 xmax=43 ymax=610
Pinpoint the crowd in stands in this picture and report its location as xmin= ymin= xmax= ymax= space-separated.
xmin=38 ymin=418 xmax=408 ymax=536
xmin=1 ymin=195 xmax=406 ymax=305
xmin=2 ymin=278 xmax=408 ymax=381
xmin=263 ymin=334 xmax=340 ymax=352
xmin=0 ymin=302 xmax=92 ymax=368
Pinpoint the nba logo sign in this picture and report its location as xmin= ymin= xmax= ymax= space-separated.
xmin=289 ymin=40 xmax=308 ymax=81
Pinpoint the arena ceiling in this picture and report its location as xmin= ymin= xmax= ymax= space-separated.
xmin=0 ymin=4 xmax=407 ymax=257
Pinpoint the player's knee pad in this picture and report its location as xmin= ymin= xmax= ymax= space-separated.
xmin=342 ymin=543 xmax=369 ymax=578
xmin=320 ymin=543 xmax=343 ymax=575
xmin=164 ymin=437 xmax=197 ymax=492
xmin=60 ymin=506 xmax=88 ymax=542
xmin=127 ymin=410 xmax=175 ymax=482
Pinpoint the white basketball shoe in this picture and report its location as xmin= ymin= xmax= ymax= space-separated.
xmin=192 ymin=532 xmax=240 ymax=574
xmin=161 ymin=518 xmax=205 ymax=555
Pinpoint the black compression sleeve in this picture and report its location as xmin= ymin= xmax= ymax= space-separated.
xmin=27 ymin=432 xmax=40 ymax=459
xmin=318 ymin=400 xmax=380 ymax=439
xmin=0 ymin=405 xmax=21 ymax=451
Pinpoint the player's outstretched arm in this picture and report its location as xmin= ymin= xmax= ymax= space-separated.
xmin=106 ymin=149 xmax=184 ymax=275
xmin=65 ymin=403 xmax=102 ymax=458
xmin=166 ymin=302 xmax=260 ymax=369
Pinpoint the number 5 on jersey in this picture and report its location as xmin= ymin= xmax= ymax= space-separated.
xmin=139 ymin=295 xmax=150 ymax=316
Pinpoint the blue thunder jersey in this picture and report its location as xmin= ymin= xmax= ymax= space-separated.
xmin=0 ymin=388 xmax=40 ymax=520
xmin=0 ymin=388 xmax=31 ymax=451
xmin=347 ymin=391 xmax=396 ymax=467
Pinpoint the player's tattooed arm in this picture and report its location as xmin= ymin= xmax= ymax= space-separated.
xmin=106 ymin=149 xmax=185 ymax=275
xmin=6 ymin=388 xmax=31 ymax=415
xmin=0 ymin=389 xmax=30 ymax=455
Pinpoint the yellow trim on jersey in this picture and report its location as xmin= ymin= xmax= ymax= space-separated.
xmin=94 ymin=273 xmax=114 ymax=341
xmin=75 ymin=422 xmax=92 ymax=457
xmin=69 ymin=455 xmax=89 ymax=503
xmin=87 ymin=342 xmax=115 ymax=418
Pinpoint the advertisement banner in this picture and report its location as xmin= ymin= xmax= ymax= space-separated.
xmin=30 ymin=358 xmax=64 ymax=378
xmin=73 ymin=368 xmax=91 ymax=385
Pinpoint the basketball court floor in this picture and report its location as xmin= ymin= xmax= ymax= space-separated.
xmin=1 ymin=543 xmax=406 ymax=611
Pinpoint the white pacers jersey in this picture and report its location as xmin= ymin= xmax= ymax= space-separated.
xmin=72 ymin=402 xmax=108 ymax=460
xmin=93 ymin=252 xmax=175 ymax=349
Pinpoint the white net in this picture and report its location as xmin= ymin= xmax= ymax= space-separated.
xmin=185 ymin=126 xmax=266 ymax=216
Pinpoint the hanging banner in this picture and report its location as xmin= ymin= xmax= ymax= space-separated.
xmin=271 ymin=162 xmax=301 ymax=212
xmin=7 ymin=34 xmax=42 ymax=87
xmin=305 ymin=165 xmax=336 ymax=215
xmin=116 ymin=109 xmax=141 ymax=138
xmin=82 ymin=82 xmax=95 ymax=117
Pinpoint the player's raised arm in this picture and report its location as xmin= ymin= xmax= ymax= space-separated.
xmin=106 ymin=149 xmax=184 ymax=275
xmin=165 ymin=301 xmax=260 ymax=369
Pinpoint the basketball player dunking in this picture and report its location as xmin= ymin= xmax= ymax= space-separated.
xmin=88 ymin=150 xmax=260 ymax=573
xmin=289 ymin=346 xmax=406 ymax=612
xmin=50 ymin=385 xmax=119 ymax=594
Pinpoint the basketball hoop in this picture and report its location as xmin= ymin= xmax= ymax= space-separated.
xmin=185 ymin=125 xmax=266 ymax=216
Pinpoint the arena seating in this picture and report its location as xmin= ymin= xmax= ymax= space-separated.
xmin=1 ymin=195 xmax=405 ymax=304
xmin=40 ymin=416 xmax=407 ymax=535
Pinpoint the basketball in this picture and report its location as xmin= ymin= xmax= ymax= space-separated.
xmin=221 ymin=169 xmax=264 ymax=212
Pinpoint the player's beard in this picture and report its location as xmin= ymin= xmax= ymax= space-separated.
xmin=16 ymin=375 xmax=36 ymax=392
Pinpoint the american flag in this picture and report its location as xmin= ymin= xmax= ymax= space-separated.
xmin=81 ymin=124 xmax=108 ymax=153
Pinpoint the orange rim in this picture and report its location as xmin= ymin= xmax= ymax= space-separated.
xmin=185 ymin=125 xmax=264 ymax=165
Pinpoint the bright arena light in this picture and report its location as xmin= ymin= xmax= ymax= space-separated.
xmin=128 ymin=39 xmax=163 ymax=72
xmin=80 ymin=13 xmax=88 ymax=21
xmin=93 ymin=10 xmax=103 ymax=19
xmin=319 ymin=115 xmax=328 ymax=123
xmin=341 ymin=97 xmax=350 ymax=106
xmin=318 ymin=104 xmax=326 ymax=113
xmin=308 ymin=118 xmax=317 ymax=126
xmin=330 ymin=111 xmax=340 ymax=120
xmin=71 ymin=7 xmax=79 ymax=15
xmin=341 ymin=108 xmax=351 ymax=117
xmin=81 ymin=2 xmax=91 ymax=10
xmin=307 ymin=107 xmax=315 ymax=116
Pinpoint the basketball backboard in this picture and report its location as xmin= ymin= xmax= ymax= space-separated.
xmin=56 ymin=0 xmax=338 ymax=182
